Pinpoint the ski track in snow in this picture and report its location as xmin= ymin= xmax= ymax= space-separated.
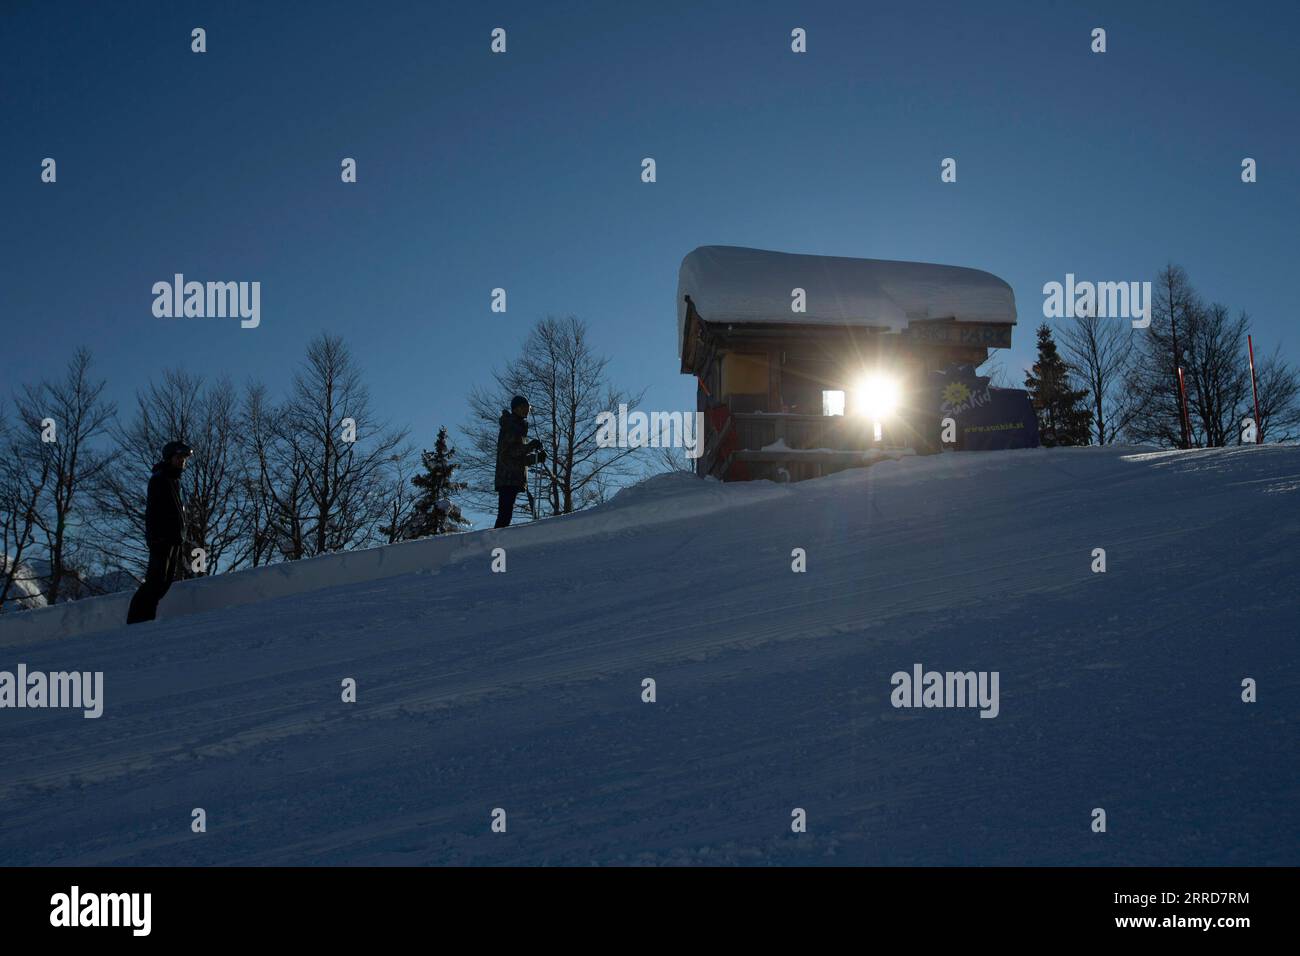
xmin=0 ymin=446 xmax=1296 ymax=865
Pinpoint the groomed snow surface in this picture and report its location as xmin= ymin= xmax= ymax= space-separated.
xmin=1 ymin=446 xmax=1296 ymax=865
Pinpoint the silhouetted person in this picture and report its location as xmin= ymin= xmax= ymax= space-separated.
xmin=126 ymin=440 xmax=192 ymax=625
xmin=494 ymin=395 xmax=544 ymax=528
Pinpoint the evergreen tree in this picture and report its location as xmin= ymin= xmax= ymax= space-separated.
xmin=1025 ymin=323 xmax=1093 ymax=446
xmin=406 ymin=427 xmax=470 ymax=537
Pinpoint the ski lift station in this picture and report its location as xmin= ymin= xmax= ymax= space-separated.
xmin=677 ymin=245 xmax=1037 ymax=481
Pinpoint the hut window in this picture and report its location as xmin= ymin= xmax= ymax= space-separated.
xmin=720 ymin=352 xmax=768 ymax=398
xmin=822 ymin=390 xmax=846 ymax=416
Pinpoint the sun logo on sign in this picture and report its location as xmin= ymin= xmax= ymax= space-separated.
xmin=942 ymin=382 xmax=971 ymax=407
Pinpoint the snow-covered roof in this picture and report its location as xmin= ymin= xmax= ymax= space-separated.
xmin=676 ymin=246 xmax=1017 ymax=351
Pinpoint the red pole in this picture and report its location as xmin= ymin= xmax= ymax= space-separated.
xmin=1176 ymin=367 xmax=1193 ymax=448
xmin=1248 ymin=335 xmax=1262 ymax=443
xmin=1171 ymin=310 xmax=1188 ymax=449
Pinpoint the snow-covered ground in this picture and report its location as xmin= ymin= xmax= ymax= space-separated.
xmin=0 ymin=556 xmax=47 ymax=612
xmin=0 ymin=446 xmax=1296 ymax=865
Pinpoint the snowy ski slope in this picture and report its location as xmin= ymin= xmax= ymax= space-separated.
xmin=0 ymin=445 xmax=1296 ymax=865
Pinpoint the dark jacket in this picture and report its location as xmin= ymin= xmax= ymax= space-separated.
xmin=144 ymin=461 xmax=186 ymax=546
xmin=495 ymin=411 xmax=536 ymax=491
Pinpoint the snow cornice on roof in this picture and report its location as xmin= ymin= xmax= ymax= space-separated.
xmin=676 ymin=245 xmax=1018 ymax=352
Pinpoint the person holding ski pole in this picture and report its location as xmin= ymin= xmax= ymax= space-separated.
xmin=494 ymin=395 xmax=545 ymax=528
xmin=126 ymin=439 xmax=192 ymax=624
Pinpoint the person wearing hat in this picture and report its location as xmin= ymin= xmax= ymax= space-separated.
xmin=494 ymin=395 xmax=545 ymax=528
xmin=125 ymin=440 xmax=192 ymax=624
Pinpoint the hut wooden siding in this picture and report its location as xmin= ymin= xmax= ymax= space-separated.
xmin=685 ymin=306 xmax=1013 ymax=481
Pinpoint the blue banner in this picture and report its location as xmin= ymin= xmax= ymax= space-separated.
xmin=929 ymin=365 xmax=1040 ymax=450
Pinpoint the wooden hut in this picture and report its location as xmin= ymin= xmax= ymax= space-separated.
xmin=677 ymin=246 xmax=1020 ymax=481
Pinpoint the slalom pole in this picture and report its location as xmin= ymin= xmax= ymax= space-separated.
xmin=1176 ymin=367 xmax=1193 ymax=448
xmin=523 ymin=471 xmax=537 ymax=520
xmin=529 ymin=454 xmax=563 ymax=517
xmin=1248 ymin=335 xmax=1261 ymax=443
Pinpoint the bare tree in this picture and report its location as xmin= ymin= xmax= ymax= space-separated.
xmin=278 ymin=335 xmax=408 ymax=556
xmin=1124 ymin=264 xmax=1294 ymax=449
xmin=463 ymin=316 xmax=643 ymax=518
xmin=1182 ymin=303 xmax=1251 ymax=447
xmin=0 ymin=402 xmax=53 ymax=612
xmin=14 ymin=349 xmax=116 ymax=603
xmin=1249 ymin=346 xmax=1300 ymax=443
xmin=96 ymin=371 xmax=253 ymax=577
xmin=1126 ymin=265 xmax=1199 ymax=447
xmin=1060 ymin=313 xmax=1138 ymax=444
xmin=377 ymin=451 xmax=421 ymax=544
xmin=644 ymin=439 xmax=694 ymax=476
xmin=238 ymin=382 xmax=303 ymax=566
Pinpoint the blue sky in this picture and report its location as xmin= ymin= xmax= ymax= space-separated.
xmin=3 ymin=0 xmax=1297 ymax=464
